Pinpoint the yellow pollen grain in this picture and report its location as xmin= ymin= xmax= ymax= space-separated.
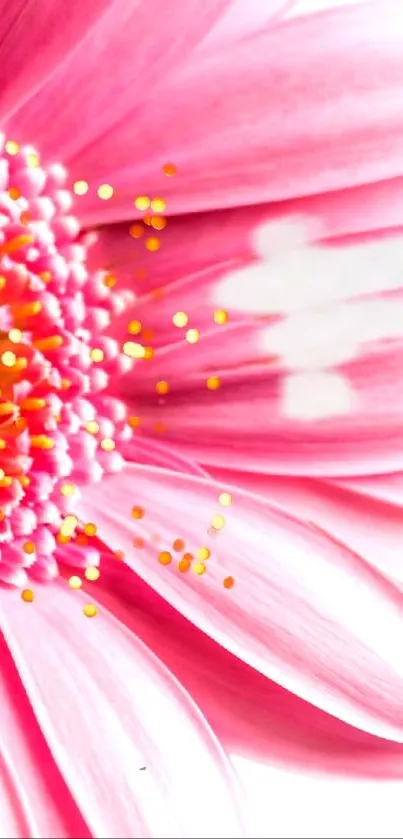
xmin=5 ymin=140 xmax=19 ymax=155
xmin=0 ymin=401 xmax=15 ymax=415
xmin=60 ymin=515 xmax=78 ymax=537
xmin=128 ymin=416 xmax=141 ymax=428
xmin=193 ymin=561 xmax=206 ymax=576
xmin=156 ymin=380 xmax=169 ymax=395
xmin=61 ymin=378 xmax=71 ymax=390
xmin=8 ymin=328 xmax=22 ymax=343
xmin=15 ymin=357 xmax=27 ymax=373
xmin=162 ymin=163 xmax=177 ymax=176
xmin=0 ymin=469 xmax=4 ymax=480
xmin=0 ymin=440 xmax=6 ymax=450
xmin=196 ymin=547 xmax=210 ymax=561
xmin=61 ymin=482 xmax=75 ymax=496
xmin=23 ymin=541 xmax=35 ymax=554
xmin=30 ymin=435 xmax=54 ymax=450
xmin=0 ymin=476 xmax=12 ymax=487
xmin=86 ymin=420 xmax=99 ymax=435
xmin=33 ymin=335 xmax=63 ymax=352
xmin=84 ymin=522 xmax=97 ymax=537
xmin=206 ymin=376 xmax=221 ymax=391
xmin=0 ymin=276 xmax=6 ymax=290
xmin=97 ymin=184 xmax=114 ymax=200
xmin=219 ymin=492 xmax=232 ymax=506
xmin=145 ymin=236 xmax=160 ymax=252
xmin=150 ymin=216 xmax=167 ymax=230
xmin=134 ymin=195 xmax=150 ymax=211
xmin=69 ymin=575 xmax=82 ymax=589
xmin=85 ymin=566 xmax=100 ymax=581
xmin=150 ymin=197 xmax=166 ymax=213
xmin=8 ymin=187 xmax=20 ymax=200
xmin=1 ymin=351 xmax=17 ymax=367
xmin=19 ymin=398 xmax=46 ymax=412
xmin=128 ymin=320 xmax=142 ymax=335
xmin=101 ymin=437 xmax=115 ymax=452
xmin=74 ymin=180 xmax=89 ymax=195
xmin=21 ymin=588 xmax=34 ymax=602
xmin=211 ymin=514 xmax=225 ymax=529
xmin=214 ymin=309 xmax=229 ymax=325
xmin=173 ymin=311 xmax=188 ymax=328
xmin=19 ymin=475 xmax=30 ymax=487
xmin=90 ymin=348 xmax=104 ymax=363
xmin=144 ymin=346 xmax=154 ymax=360
xmin=83 ymin=604 xmax=98 ymax=618
xmin=131 ymin=506 xmax=145 ymax=519
xmin=26 ymin=153 xmax=40 ymax=168
xmin=186 ymin=328 xmax=200 ymax=344
xmin=129 ymin=223 xmax=144 ymax=239
xmin=123 ymin=341 xmax=145 ymax=359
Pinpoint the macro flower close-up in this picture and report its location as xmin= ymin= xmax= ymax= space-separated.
xmin=1 ymin=0 xmax=403 ymax=836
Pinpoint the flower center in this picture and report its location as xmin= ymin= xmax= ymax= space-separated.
xmin=0 ymin=135 xmax=132 ymax=587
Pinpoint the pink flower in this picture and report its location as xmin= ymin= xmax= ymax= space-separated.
xmin=1 ymin=0 xmax=403 ymax=836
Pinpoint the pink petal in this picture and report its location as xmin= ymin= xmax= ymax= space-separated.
xmin=93 ymin=555 xmax=403 ymax=780
xmin=0 ymin=581 xmax=244 ymax=838
xmin=81 ymin=464 xmax=403 ymax=741
xmin=200 ymin=0 xmax=295 ymax=47
xmin=36 ymin=0 xmax=403 ymax=225
xmin=0 ymin=0 xmax=117 ymax=121
xmin=5 ymin=0 xmax=232 ymax=210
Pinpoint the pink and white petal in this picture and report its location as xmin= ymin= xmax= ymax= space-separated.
xmin=0 ymin=581 xmax=244 ymax=839
xmin=0 ymin=0 xmax=117 ymax=122
xmin=81 ymin=464 xmax=403 ymax=742
xmin=5 ymin=0 xmax=232 ymax=207
xmin=53 ymin=0 xmax=403 ymax=225
xmin=200 ymin=0 xmax=295 ymax=48
xmin=206 ymin=468 xmax=403 ymax=589
xmin=93 ymin=556 xmax=403 ymax=780
xmin=0 ymin=635 xmax=92 ymax=839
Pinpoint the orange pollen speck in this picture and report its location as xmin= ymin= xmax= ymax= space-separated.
xmin=23 ymin=541 xmax=35 ymax=554
xmin=21 ymin=588 xmax=34 ymax=602
xmin=0 ymin=234 xmax=34 ymax=255
xmin=162 ymin=163 xmax=177 ymax=176
xmin=129 ymin=223 xmax=144 ymax=239
xmin=158 ymin=551 xmax=172 ymax=566
xmin=30 ymin=435 xmax=54 ymax=450
xmin=155 ymin=380 xmax=169 ymax=395
xmin=33 ymin=335 xmax=63 ymax=352
xmin=131 ymin=506 xmax=145 ymax=519
xmin=145 ymin=237 xmax=160 ymax=252
xmin=178 ymin=557 xmax=191 ymax=572
xmin=128 ymin=320 xmax=142 ymax=335
xmin=128 ymin=416 xmax=141 ymax=428
xmin=173 ymin=538 xmax=185 ymax=552
xmin=223 ymin=576 xmax=235 ymax=589
xmin=84 ymin=522 xmax=97 ymax=537
xmin=206 ymin=376 xmax=221 ymax=391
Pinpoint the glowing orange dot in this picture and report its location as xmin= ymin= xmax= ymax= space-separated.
xmin=223 ymin=576 xmax=235 ymax=589
xmin=214 ymin=309 xmax=229 ymax=325
xmin=133 ymin=536 xmax=145 ymax=548
xmin=83 ymin=604 xmax=98 ymax=617
xmin=129 ymin=223 xmax=144 ymax=239
xmin=84 ymin=522 xmax=97 ymax=537
xmin=103 ymin=274 xmax=116 ymax=288
xmin=131 ymin=506 xmax=145 ymax=519
xmin=134 ymin=195 xmax=151 ymax=211
xmin=193 ymin=561 xmax=206 ymax=576
xmin=150 ymin=197 xmax=166 ymax=213
xmin=97 ymin=184 xmax=114 ymax=200
xmin=85 ymin=566 xmax=100 ymax=581
xmin=143 ymin=346 xmax=154 ymax=360
xmin=23 ymin=541 xmax=35 ymax=554
xmin=21 ymin=588 xmax=34 ymax=602
xmin=145 ymin=237 xmax=160 ymax=252
xmin=156 ymin=380 xmax=169 ymax=395
xmin=173 ymin=538 xmax=185 ymax=552
xmin=206 ymin=376 xmax=221 ymax=391
xmin=128 ymin=320 xmax=142 ymax=335
xmin=76 ymin=534 xmax=88 ymax=547
xmin=142 ymin=327 xmax=154 ymax=342
xmin=158 ymin=551 xmax=172 ymax=566
xmin=74 ymin=180 xmax=89 ymax=195
xmin=150 ymin=216 xmax=167 ymax=230
xmin=162 ymin=163 xmax=177 ymax=176
xmin=114 ymin=550 xmax=125 ymax=561
xmin=178 ymin=557 xmax=191 ymax=572
xmin=8 ymin=187 xmax=20 ymax=200
xmin=128 ymin=416 xmax=141 ymax=428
